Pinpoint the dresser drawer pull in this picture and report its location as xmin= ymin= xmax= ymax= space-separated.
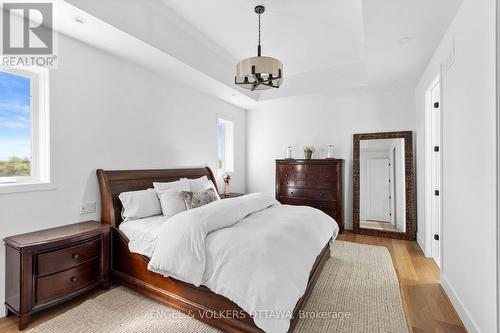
xmin=72 ymin=253 xmax=80 ymax=259
xmin=70 ymin=276 xmax=78 ymax=282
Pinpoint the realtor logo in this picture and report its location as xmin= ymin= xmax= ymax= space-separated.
xmin=1 ymin=1 xmax=57 ymax=67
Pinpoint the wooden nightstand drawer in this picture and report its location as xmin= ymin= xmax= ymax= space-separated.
xmin=35 ymin=258 xmax=100 ymax=304
xmin=37 ymin=238 xmax=100 ymax=276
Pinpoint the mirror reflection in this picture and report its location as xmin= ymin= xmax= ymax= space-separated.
xmin=359 ymin=139 xmax=406 ymax=233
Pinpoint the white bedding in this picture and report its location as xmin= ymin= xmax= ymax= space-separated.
xmin=148 ymin=193 xmax=338 ymax=333
xmin=119 ymin=215 xmax=167 ymax=257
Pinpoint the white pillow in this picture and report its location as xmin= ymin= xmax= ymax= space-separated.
xmin=157 ymin=189 xmax=187 ymax=218
xmin=118 ymin=188 xmax=162 ymax=221
xmin=183 ymin=176 xmax=221 ymax=199
xmin=153 ymin=179 xmax=189 ymax=192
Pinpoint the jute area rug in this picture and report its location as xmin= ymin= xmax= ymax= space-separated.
xmin=28 ymin=241 xmax=408 ymax=333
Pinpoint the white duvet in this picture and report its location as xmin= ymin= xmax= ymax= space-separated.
xmin=148 ymin=193 xmax=338 ymax=333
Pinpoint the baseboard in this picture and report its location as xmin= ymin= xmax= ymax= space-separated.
xmin=416 ymin=233 xmax=428 ymax=256
xmin=441 ymin=274 xmax=481 ymax=333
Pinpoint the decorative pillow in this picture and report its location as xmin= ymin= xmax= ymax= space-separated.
xmin=180 ymin=188 xmax=219 ymax=210
xmin=153 ymin=179 xmax=189 ymax=192
xmin=182 ymin=176 xmax=221 ymax=200
xmin=118 ymin=188 xmax=162 ymax=221
xmin=157 ymin=189 xmax=187 ymax=218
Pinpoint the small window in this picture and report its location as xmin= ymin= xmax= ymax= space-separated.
xmin=217 ymin=118 xmax=234 ymax=173
xmin=0 ymin=67 xmax=49 ymax=186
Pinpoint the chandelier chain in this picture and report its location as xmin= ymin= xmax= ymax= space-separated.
xmin=258 ymin=14 xmax=261 ymax=46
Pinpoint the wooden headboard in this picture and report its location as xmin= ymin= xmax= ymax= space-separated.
xmin=96 ymin=167 xmax=218 ymax=228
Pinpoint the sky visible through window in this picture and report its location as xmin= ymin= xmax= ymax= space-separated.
xmin=0 ymin=71 xmax=31 ymax=162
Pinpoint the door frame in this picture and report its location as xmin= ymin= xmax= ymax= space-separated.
xmin=428 ymin=77 xmax=443 ymax=267
xmin=495 ymin=0 xmax=499 ymax=328
xmin=424 ymin=73 xmax=445 ymax=270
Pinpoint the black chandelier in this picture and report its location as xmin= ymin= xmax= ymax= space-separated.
xmin=235 ymin=5 xmax=283 ymax=91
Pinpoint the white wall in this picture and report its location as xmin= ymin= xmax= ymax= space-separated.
xmin=415 ymin=0 xmax=497 ymax=332
xmin=246 ymin=88 xmax=416 ymax=229
xmin=0 ymin=34 xmax=247 ymax=316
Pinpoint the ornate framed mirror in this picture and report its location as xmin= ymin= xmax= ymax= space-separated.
xmin=353 ymin=131 xmax=416 ymax=240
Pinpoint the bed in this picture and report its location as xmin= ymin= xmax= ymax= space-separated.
xmin=97 ymin=167 xmax=335 ymax=333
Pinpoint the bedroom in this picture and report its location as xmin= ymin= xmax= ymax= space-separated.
xmin=0 ymin=0 xmax=497 ymax=332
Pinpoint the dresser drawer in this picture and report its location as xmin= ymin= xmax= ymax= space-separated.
xmin=306 ymin=189 xmax=336 ymax=201
xmin=279 ymin=179 xmax=337 ymax=190
xmin=279 ymin=187 xmax=307 ymax=198
xmin=37 ymin=238 xmax=100 ymax=276
xmin=305 ymin=164 xmax=338 ymax=180
xmin=312 ymin=204 xmax=337 ymax=218
xmin=278 ymin=163 xmax=305 ymax=175
xmin=295 ymin=180 xmax=336 ymax=189
xmin=279 ymin=196 xmax=336 ymax=210
xmin=35 ymin=258 xmax=100 ymax=304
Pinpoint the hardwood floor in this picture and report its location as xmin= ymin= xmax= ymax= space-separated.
xmin=337 ymin=233 xmax=466 ymax=333
xmin=0 ymin=234 xmax=466 ymax=332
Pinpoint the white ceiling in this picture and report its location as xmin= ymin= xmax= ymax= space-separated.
xmin=161 ymin=0 xmax=366 ymax=76
xmin=65 ymin=0 xmax=463 ymax=104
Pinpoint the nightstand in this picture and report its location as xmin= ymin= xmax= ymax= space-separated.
xmin=220 ymin=192 xmax=245 ymax=199
xmin=4 ymin=221 xmax=110 ymax=330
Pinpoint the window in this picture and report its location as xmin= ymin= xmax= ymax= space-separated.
xmin=217 ymin=118 xmax=234 ymax=173
xmin=0 ymin=67 xmax=49 ymax=188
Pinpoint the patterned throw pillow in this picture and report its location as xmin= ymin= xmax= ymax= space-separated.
xmin=180 ymin=188 xmax=219 ymax=210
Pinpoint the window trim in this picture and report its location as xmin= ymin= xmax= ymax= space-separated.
xmin=0 ymin=66 xmax=50 ymax=193
xmin=216 ymin=116 xmax=234 ymax=174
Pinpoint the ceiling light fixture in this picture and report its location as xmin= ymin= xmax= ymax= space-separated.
xmin=235 ymin=5 xmax=283 ymax=91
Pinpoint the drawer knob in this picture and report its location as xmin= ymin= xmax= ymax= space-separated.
xmin=72 ymin=253 xmax=80 ymax=259
xmin=70 ymin=276 xmax=78 ymax=282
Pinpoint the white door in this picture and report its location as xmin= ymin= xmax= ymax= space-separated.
xmin=366 ymin=158 xmax=391 ymax=222
xmin=390 ymin=148 xmax=397 ymax=227
xmin=430 ymin=79 xmax=442 ymax=266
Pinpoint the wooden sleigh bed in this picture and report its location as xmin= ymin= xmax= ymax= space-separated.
xmin=96 ymin=167 xmax=330 ymax=333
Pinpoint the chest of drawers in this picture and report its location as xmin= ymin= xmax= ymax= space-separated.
xmin=276 ymin=159 xmax=344 ymax=231
xmin=4 ymin=221 xmax=110 ymax=330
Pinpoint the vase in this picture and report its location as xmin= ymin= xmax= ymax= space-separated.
xmin=305 ymin=151 xmax=313 ymax=159
xmin=327 ymin=145 xmax=335 ymax=159
xmin=224 ymin=182 xmax=230 ymax=196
